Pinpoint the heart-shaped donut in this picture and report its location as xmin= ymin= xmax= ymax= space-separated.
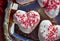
xmin=38 ymin=0 xmax=60 ymax=18
xmin=14 ymin=10 xmax=40 ymax=34
xmin=38 ymin=20 xmax=60 ymax=41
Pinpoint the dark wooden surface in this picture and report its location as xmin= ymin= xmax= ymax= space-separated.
xmin=0 ymin=0 xmax=7 ymax=41
xmin=0 ymin=9 xmax=5 ymax=41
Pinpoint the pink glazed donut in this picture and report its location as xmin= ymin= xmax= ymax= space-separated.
xmin=38 ymin=20 xmax=60 ymax=41
xmin=38 ymin=0 xmax=60 ymax=18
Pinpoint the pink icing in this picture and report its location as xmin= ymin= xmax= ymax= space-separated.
xmin=45 ymin=25 xmax=59 ymax=41
xmin=42 ymin=0 xmax=60 ymax=12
